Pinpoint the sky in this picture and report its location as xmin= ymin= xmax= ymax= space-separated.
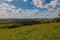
xmin=0 ymin=0 xmax=60 ymax=18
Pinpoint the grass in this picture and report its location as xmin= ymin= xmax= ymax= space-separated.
xmin=0 ymin=22 xmax=60 ymax=40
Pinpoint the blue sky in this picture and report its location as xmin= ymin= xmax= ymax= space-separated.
xmin=8 ymin=0 xmax=50 ymax=10
xmin=0 ymin=0 xmax=60 ymax=18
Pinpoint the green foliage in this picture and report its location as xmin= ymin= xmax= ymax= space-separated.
xmin=0 ymin=22 xmax=60 ymax=40
xmin=0 ymin=20 xmax=41 ymax=28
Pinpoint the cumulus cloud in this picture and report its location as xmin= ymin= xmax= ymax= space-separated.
xmin=6 ymin=0 xmax=13 ymax=2
xmin=32 ymin=0 xmax=60 ymax=8
xmin=0 ymin=3 xmax=17 ymax=18
xmin=0 ymin=3 xmax=41 ymax=18
xmin=0 ymin=2 xmax=60 ymax=18
xmin=0 ymin=0 xmax=13 ymax=2
xmin=44 ymin=8 xmax=60 ymax=18
xmin=23 ymin=0 xmax=27 ymax=2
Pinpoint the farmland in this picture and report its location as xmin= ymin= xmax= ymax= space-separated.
xmin=0 ymin=22 xmax=60 ymax=40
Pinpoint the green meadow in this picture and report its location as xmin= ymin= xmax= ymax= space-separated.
xmin=0 ymin=22 xmax=60 ymax=40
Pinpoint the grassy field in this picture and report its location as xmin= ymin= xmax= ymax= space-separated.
xmin=0 ymin=22 xmax=60 ymax=40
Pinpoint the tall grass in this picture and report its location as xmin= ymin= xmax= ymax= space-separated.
xmin=0 ymin=22 xmax=60 ymax=40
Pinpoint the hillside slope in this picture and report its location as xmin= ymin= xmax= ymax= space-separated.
xmin=0 ymin=22 xmax=60 ymax=40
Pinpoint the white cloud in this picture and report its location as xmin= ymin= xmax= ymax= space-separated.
xmin=0 ymin=3 xmax=41 ymax=18
xmin=44 ymin=8 xmax=60 ymax=18
xmin=0 ymin=2 xmax=60 ymax=18
xmin=32 ymin=0 xmax=60 ymax=8
xmin=0 ymin=0 xmax=13 ymax=3
xmin=6 ymin=0 xmax=13 ymax=2
xmin=23 ymin=0 xmax=27 ymax=2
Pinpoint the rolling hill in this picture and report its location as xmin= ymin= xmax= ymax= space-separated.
xmin=0 ymin=22 xmax=60 ymax=40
